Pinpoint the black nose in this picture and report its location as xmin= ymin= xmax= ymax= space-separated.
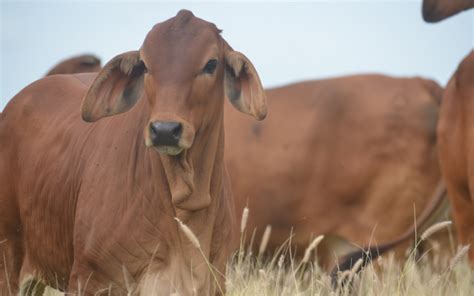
xmin=149 ymin=121 xmax=183 ymax=147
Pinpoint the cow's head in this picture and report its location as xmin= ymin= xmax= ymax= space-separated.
xmin=81 ymin=10 xmax=266 ymax=213
xmin=46 ymin=54 xmax=101 ymax=76
xmin=81 ymin=10 xmax=266 ymax=157
xmin=422 ymin=0 xmax=474 ymax=22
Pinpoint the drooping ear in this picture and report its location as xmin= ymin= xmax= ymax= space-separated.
xmin=81 ymin=51 xmax=146 ymax=122
xmin=224 ymin=50 xmax=267 ymax=120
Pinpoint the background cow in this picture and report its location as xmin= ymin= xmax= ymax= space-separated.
xmin=0 ymin=10 xmax=266 ymax=295
xmin=421 ymin=0 xmax=474 ymax=265
xmin=321 ymin=0 xmax=474 ymax=277
xmin=45 ymin=54 xmax=101 ymax=76
xmin=437 ymin=50 xmax=474 ymax=265
xmin=225 ymin=74 xmax=448 ymax=268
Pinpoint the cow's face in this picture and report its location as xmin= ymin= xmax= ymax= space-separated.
xmin=139 ymin=11 xmax=226 ymax=155
xmin=81 ymin=10 xmax=267 ymax=156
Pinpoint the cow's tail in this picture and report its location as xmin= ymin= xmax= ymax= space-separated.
xmin=330 ymin=181 xmax=448 ymax=287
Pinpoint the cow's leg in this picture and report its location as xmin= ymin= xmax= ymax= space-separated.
xmin=0 ymin=162 xmax=22 ymax=295
xmin=0 ymin=230 xmax=22 ymax=295
xmin=67 ymin=262 xmax=116 ymax=296
xmin=212 ymin=258 xmax=226 ymax=296
xmin=67 ymin=264 xmax=95 ymax=296
xmin=446 ymin=182 xmax=474 ymax=264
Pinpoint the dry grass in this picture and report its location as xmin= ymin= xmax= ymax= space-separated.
xmin=43 ymin=255 xmax=473 ymax=296
xmin=40 ymin=220 xmax=474 ymax=295
xmin=226 ymin=219 xmax=473 ymax=295
xmin=225 ymin=248 xmax=473 ymax=296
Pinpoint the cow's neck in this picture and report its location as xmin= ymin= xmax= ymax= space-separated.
xmin=164 ymin=120 xmax=223 ymax=211
xmin=128 ymin=102 xmax=227 ymax=292
xmin=146 ymin=111 xmax=225 ymax=260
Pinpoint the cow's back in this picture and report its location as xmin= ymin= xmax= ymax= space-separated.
xmin=225 ymin=74 xmax=442 ymax=259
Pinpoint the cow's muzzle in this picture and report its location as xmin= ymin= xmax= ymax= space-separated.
xmin=149 ymin=120 xmax=192 ymax=155
xmin=150 ymin=121 xmax=182 ymax=145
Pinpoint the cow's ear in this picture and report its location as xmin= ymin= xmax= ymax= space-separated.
xmin=422 ymin=0 xmax=474 ymax=23
xmin=81 ymin=51 xmax=146 ymax=122
xmin=224 ymin=50 xmax=267 ymax=121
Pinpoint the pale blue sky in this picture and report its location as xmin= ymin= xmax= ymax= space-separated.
xmin=1 ymin=0 xmax=473 ymax=111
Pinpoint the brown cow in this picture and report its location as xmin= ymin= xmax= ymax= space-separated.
xmin=328 ymin=0 xmax=473 ymax=277
xmin=225 ymin=74 xmax=444 ymax=267
xmin=438 ymin=51 xmax=474 ymax=264
xmin=422 ymin=0 xmax=474 ymax=22
xmin=0 ymin=10 xmax=266 ymax=295
xmin=45 ymin=54 xmax=101 ymax=76
xmin=423 ymin=0 xmax=474 ymax=265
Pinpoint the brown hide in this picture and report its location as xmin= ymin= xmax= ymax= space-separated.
xmin=438 ymin=50 xmax=474 ymax=264
xmin=225 ymin=74 xmax=444 ymax=267
xmin=0 ymin=10 xmax=266 ymax=295
xmin=424 ymin=0 xmax=474 ymax=266
xmin=45 ymin=54 xmax=101 ymax=76
xmin=422 ymin=0 xmax=474 ymax=22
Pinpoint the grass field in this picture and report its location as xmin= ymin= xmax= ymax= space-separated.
xmin=223 ymin=214 xmax=473 ymax=295
xmin=42 ymin=251 xmax=472 ymax=295
xmin=225 ymin=248 xmax=472 ymax=296
xmin=41 ymin=221 xmax=473 ymax=295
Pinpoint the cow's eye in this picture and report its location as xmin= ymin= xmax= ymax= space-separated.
xmin=202 ymin=59 xmax=218 ymax=74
